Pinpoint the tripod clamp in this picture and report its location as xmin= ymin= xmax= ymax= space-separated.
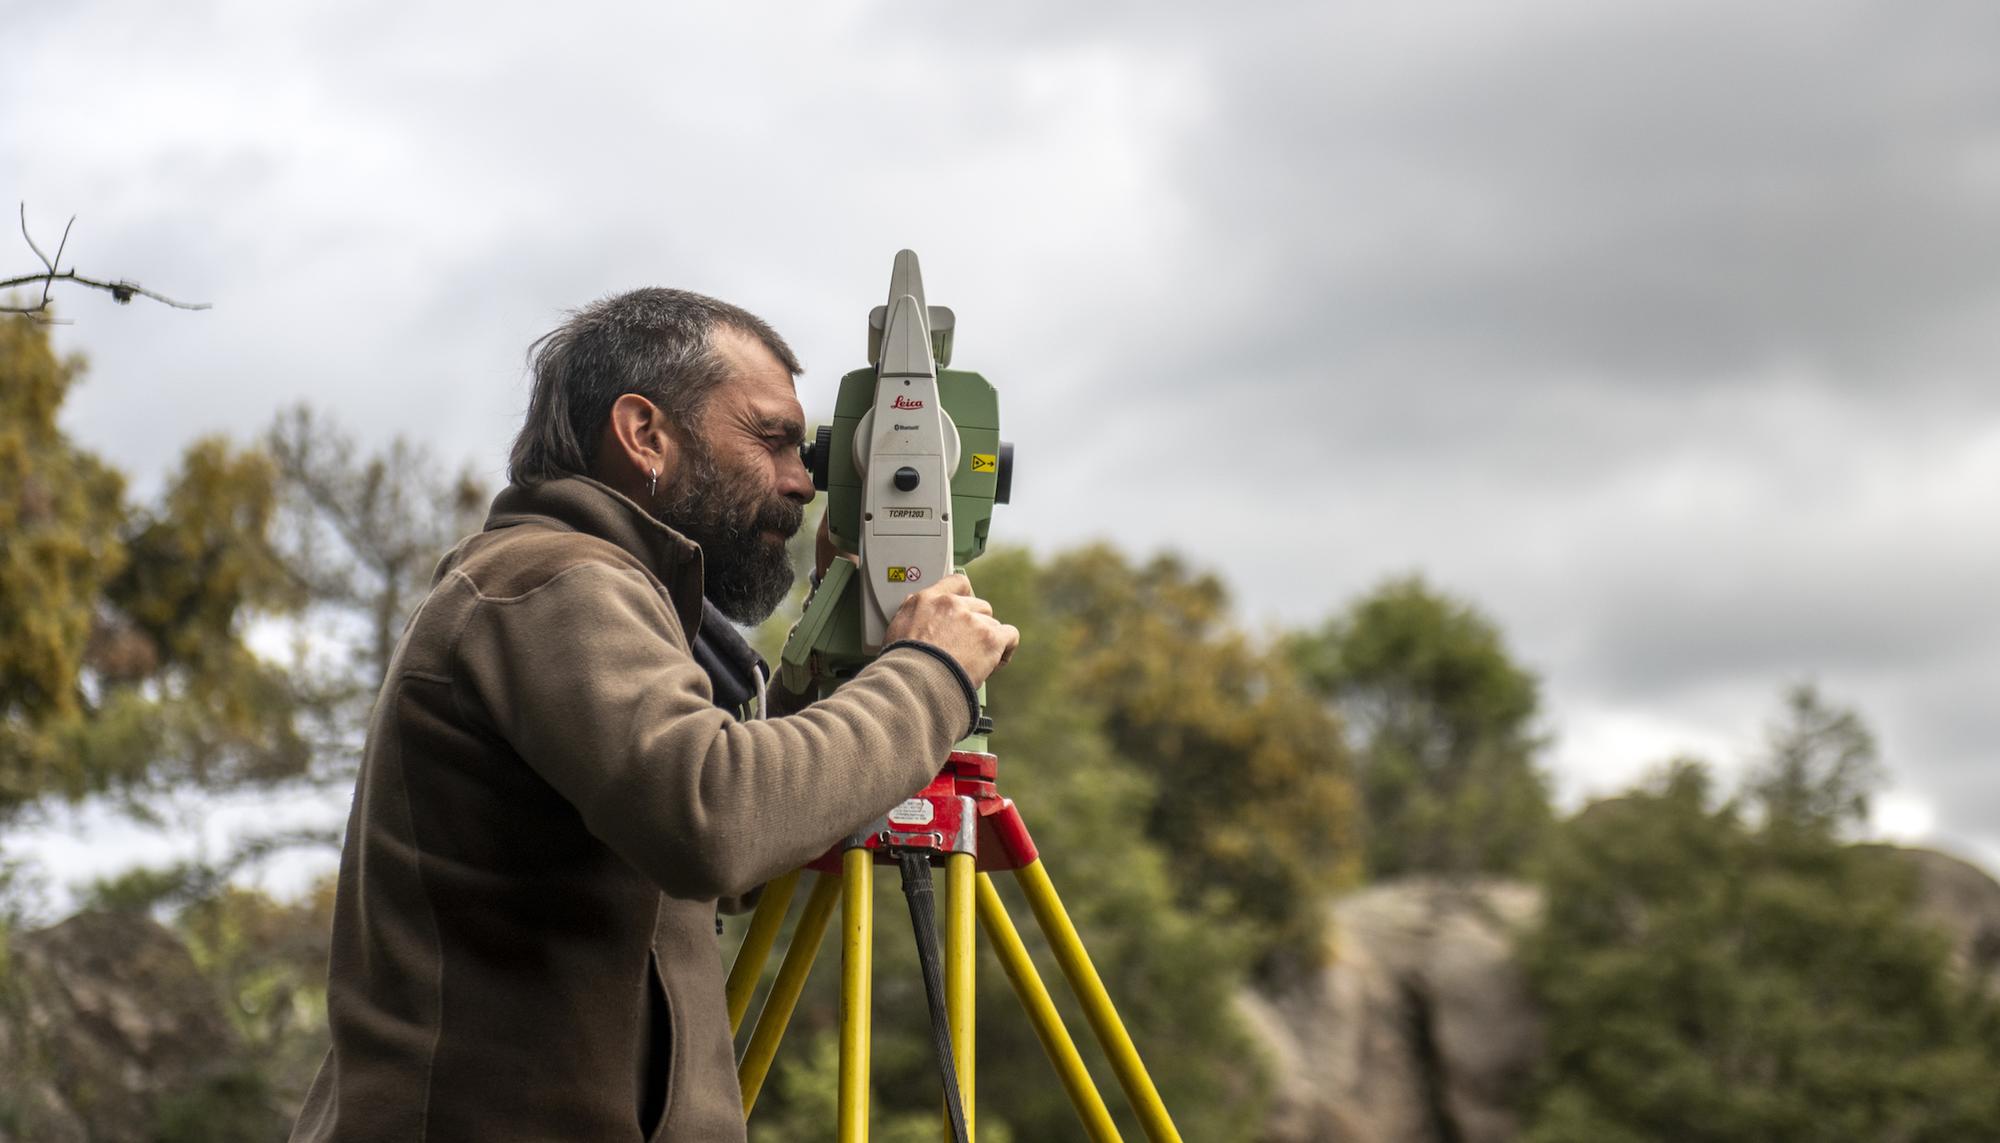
xmin=810 ymin=750 xmax=1038 ymax=873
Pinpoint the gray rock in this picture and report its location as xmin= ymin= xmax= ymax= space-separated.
xmin=1250 ymin=877 xmax=1544 ymax=1143
xmin=0 ymin=911 xmax=281 ymax=1143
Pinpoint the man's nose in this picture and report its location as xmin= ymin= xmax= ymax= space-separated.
xmin=778 ymin=450 xmax=815 ymax=504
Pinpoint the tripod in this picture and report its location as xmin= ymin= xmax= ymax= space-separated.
xmin=724 ymin=748 xmax=1184 ymax=1142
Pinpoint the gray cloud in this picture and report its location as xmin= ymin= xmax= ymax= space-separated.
xmin=1145 ymin=0 xmax=2000 ymax=388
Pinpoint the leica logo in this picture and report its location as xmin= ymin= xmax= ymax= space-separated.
xmin=891 ymin=395 xmax=925 ymax=410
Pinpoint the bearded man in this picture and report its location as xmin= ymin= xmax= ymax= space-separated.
xmin=291 ymin=289 xmax=1018 ymax=1142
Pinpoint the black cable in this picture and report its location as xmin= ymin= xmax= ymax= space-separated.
xmin=899 ymin=850 xmax=971 ymax=1143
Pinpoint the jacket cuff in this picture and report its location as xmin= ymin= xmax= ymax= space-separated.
xmin=880 ymin=640 xmax=981 ymax=739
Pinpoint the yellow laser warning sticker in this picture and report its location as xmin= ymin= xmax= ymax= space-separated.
xmin=970 ymin=453 xmax=997 ymax=473
xmin=886 ymin=566 xmax=909 ymax=582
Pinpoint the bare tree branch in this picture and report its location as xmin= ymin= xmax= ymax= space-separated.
xmin=0 ymin=269 xmax=213 ymax=311
xmin=43 ymin=213 xmax=75 ymax=307
xmin=3 ymin=203 xmax=211 ymax=318
xmin=19 ymin=204 xmax=55 ymax=269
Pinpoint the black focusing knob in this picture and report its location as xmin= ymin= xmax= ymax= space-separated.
xmin=802 ymin=426 xmax=833 ymax=491
xmin=893 ymin=466 xmax=921 ymax=492
xmin=993 ymin=442 xmax=1015 ymax=505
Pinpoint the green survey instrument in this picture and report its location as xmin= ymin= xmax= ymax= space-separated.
xmin=780 ymin=249 xmax=1013 ymax=693
xmin=743 ymin=252 xmax=1182 ymax=1143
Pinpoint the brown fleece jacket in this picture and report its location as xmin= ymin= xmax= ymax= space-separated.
xmin=290 ymin=476 xmax=976 ymax=1142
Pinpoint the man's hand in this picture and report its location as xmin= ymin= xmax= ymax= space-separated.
xmin=884 ymin=573 xmax=1019 ymax=688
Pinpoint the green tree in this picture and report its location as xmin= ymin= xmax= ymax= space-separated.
xmin=1034 ymin=545 xmax=1360 ymax=978
xmin=173 ymin=881 xmax=336 ymax=1111
xmin=1523 ymin=695 xmax=2000 ymax=1142
xmin=1288 ymin=574 xmax=1551 ymax=879
xmin=267 ymin=404 xmax=488 ymax=692
xmin=1747 ymin=682 xmax=1883 ymax=841
xmin=0 ymin=314 xmax=127 ymax=810
xmin=0 ymin=316 xmax=309 ymax=820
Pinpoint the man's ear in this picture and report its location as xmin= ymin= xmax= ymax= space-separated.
xmin=604 ymin=394 xmax=681 ymax=493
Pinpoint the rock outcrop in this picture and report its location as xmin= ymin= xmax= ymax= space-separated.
xmin=0 ymin=911 xmax=284 ymax=1143
xmin=1245 ymin=877 xmax=1544 ymax=1143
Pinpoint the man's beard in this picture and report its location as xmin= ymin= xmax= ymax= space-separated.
xmin=656 ymin=439 xmax=805 ymax=625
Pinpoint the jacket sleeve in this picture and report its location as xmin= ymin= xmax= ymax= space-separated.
xmin=450 ymin=562 xmax=977 ymax=900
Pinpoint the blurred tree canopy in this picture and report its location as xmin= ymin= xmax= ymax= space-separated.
xmin=0 ymin=315 xmax=310 ymax=820
xmin=173 ymin=881 xmax=336 ymax=1114
xmin=1027 ymin=546 xmax=1361 ymax=978
xmin=0 ymin=317 xmax=486 ymax=828
xmin=1287 ymin=574 xmax=1552 ymax=879
xmin=266 ymin=405 xmax=487 ymax=693
xmin=1523 ymin=692 xmax=2000 ymax=1142
xmin=1747 ymin=682 xmax=1885 ymax=841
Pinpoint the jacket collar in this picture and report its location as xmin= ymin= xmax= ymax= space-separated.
xmin=483 ymin=475 xmax=707 ymax=639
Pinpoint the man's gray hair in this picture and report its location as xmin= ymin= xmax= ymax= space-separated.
xmin=508 ymin=288 xmax=802 ymax=486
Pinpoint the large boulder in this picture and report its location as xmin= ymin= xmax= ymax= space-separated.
xmin=0 ymin=911 xmax=284 ymax=1143
xmin=1245 ymin=877 xmax=1544 ymax=1143
xmin=1876 ymin=844 xmax=2000 ymax=996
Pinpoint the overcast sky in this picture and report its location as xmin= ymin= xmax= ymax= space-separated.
xmin=5 ymin=0 xmax=1997 ymax=895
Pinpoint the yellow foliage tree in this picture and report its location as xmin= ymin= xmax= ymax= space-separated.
xmin=0 ymin=315 xmax=308 ymax=819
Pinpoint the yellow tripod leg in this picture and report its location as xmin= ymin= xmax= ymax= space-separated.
xmin=739 ymin=872 xmax=841 ymax=1116
xmin=727 ymin=868 xmax=801 ymax=1035
xmin=945 ymin=853 xmax=977 ymax=1140
xmin=839 ymin=849 xmax=874 ymax=1143
xmin=1016 ymin=860 xmax=1183 ymax=1143
xmin=975 ymin=873 xmax=1122 ymax=1143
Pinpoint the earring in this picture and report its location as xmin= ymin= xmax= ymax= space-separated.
xmin=648 ymin=467 xmax=659 ymax=498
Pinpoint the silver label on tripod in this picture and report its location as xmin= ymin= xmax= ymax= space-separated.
xmin=887 ymin=798 xmax=935 ymax=826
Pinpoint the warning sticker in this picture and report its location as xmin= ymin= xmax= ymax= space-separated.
xmin=886 ymin=566 xmax=923 ymax=583
xmin=970 ymin=453 xmax=998 ymax=473
xmin=888 ymin=799 xmax=935 ymax=826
